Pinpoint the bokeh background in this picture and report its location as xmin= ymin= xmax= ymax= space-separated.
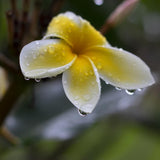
xmin=0 ymin=0 xmax=160 ymax=159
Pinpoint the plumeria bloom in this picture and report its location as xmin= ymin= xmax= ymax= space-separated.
xmin=0 ymin=67 xmax=9 ymax=99
xmin=20 ymin=12 xmax=154 ymax=114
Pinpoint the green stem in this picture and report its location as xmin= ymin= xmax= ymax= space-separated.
xmin=100 ymin=0 xmax=139 ymax=35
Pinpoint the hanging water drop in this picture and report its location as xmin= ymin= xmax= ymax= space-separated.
xmin=78 ymin=109 xmax=88 ymax=117
xmin=115 ymin=87 xmax=122 ymax=91
xmin=94 ymin=0 xmax=104 ymax=6
xmin=105 ymin=81 xmax=109 ymax=85
xmin=35 ymin=78 xmax=41 ymax=82
xmin=24 ymin=77 xmax=29 ymax=80
xmin=125 ymin=89 xmax=136 ymax=95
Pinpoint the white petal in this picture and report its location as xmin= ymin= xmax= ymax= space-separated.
xmin=20 ymin=39 xmax=76 ymax=78
xmin=62 ymin=56 xmax=101 ymax=113
xmin=0 ymin=67 xmax=9 ymax=99
xmin=85 ymin=46 xmax=155 ymax=89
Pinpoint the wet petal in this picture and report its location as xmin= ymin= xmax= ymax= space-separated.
xmin=85 ymin=46 xmax=155 ymax=89
xmin=20 ymin=39 xmax=76 ymax=78
xmin=45 ymin=12 xmax=107 ymax=51
xmin=62 ymin=56 xmax=101 ymax=113
xmin=44 ymin=12 xmax=83 ymax=47
xmin=0 ymin=67 xmax=9 ymax=99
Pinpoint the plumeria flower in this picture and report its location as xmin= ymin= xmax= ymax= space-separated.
xmin=0 ymin=67 xmax=9 ymax=99
xmin=20 ymin=12 xmax=154 ymax=115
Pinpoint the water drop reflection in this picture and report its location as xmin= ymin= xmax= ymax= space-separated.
xmin=125 ymin=89 xmax=136 ymax=95
xmin=94 ymin=0 xmax=104 ymax=6
xmin=78 ymin=109 xmax=88 ymax=117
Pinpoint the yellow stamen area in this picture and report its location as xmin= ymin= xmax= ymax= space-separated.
xmin=69 ymin=56 xmax=95 ymax=87
xmin=46 ymin=14 xmax=107 ymax=53
xmin=47 ymin=15 xmax=81 ymax=47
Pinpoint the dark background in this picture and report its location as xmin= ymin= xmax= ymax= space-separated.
xmin=0 ymin=0 xmax=160 ymax=159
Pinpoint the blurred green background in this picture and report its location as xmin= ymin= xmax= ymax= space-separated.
xmin=0 ymin=0 xmax=160 ymax=160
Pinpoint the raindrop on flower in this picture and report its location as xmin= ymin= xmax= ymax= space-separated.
xmin=85 ymin=72 xmax=89 ymax=76
xmin=36 ymin=41 xmax=40 ymax=45
xmin=74 ymin=96 xmax=79 ymax=100
xmin=35 ymin=78 xmax=41 ymax=82
xmin=75 ymin=101 xmax=79 ymax=105
xmin=89 ymin=71 xmax=93 ymax=75
xmin=83 ymin=94 xmax=91 ymax=101
xmin=105 ymin=81 xmax=109 ymax=84
xmin=97 ymin=64 xmax=102 ymax=69
xmin=91 ymin=82 xmax=95 ymax=86
xmin=115 ymin=87 xmax=122 ymax=91
xmin=63 ymin=80 xmax=67 ymax=85
xmin=125 ymin=89 xmax=136 ymax=95
xmin=33 ymin=55 xmax=37 ymax=59
xmin=108 ymin=73 xmax=112 ymax=77
xmin=44 ymin=48 xmax=47 ymax=52
xmin=78 ymin=109 xmax=88 ymax=117
xmin=24 ymin=77 xmax=29 ymax=80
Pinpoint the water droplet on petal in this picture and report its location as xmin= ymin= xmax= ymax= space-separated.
xmin=36 ymin=41 xmax=39 ymax=45
xmin=138 ymin=88 xmax=142 ymax=91
xmin=115 ymin=87 xmax=122 ymax=91
xmin=108 ymin=73 xmax=112 ymax=77
xmin=33 ymin=55 xmax=37 ymax=59
xmin=63 ymin=80 xmax=67 ymax=85
xmin=85 ymin=72 xmax=89 ymax=76
xmin=97 ymin=64 xmax=102 ymax=69
xmin=125 ymin=89 xmax=136 ymax=95
xmin=78 ymin=109 xmax=88 ymax=117
xmin=105 ymin=81 xmax=109 ymax=84
xmin=55 ymin=19 xmax=60 ymax=23
xmin=83 ymin=94 xmax=91 ymax=101
xmin=91 ymin=82 xmax=95 ymax=86
xmin=74 ymin=96 xmax=79 ymax=100
xmin=24 ymin=77 xmax=29 ymax=80
xmin=48 ymin=46 xmax=54 ymax=54
xmin=75 ymin=101 xmax=79 ymax=105
xmin=44 ymin=48 xmax=47 ymax=52
xmin=35 ymin=78 xmax=41 ymax=82
xmin=89 ymin=71 xmax=93 ymax=75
